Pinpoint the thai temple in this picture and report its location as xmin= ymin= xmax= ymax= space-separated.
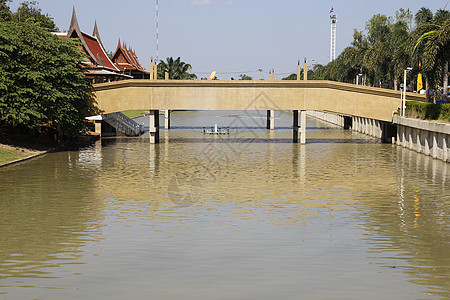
xmin=111 ymin=39 xmax=149 ymax=79
xmin=55 ymin=8 xmax=149 ymax=83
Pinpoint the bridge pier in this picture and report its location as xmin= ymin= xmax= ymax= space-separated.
xmin=293 ymin=110 xmax=306 ymax=144
xmin=267 ymin=110 xmax=275 ymax=130
xmin=165 ymin=110 xmax=171 ymax=129
xmin=94 ymin=120 xmax=102 ymax=135
xmin=343 ymin=116 xmax=352 ymax=130
xmin=149 ymin=110 xmax=160 ymax=143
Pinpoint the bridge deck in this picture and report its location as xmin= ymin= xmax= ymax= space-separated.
xmin=93 ymin=80 xmax=425 ymax=122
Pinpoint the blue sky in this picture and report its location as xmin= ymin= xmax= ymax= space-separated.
xmin=7 ymin=0 xmax=449 ymax=79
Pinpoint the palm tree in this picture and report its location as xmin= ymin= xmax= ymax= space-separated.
xmin=157 ymin=57 xmax=197 ymax=80
xmin=415 ymin=7 xmax=433 ymax=26
xmin=414 ymin=19 xmax=450 ymax=102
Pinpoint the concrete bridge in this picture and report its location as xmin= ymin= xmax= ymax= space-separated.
xmin=93 ymin=80 xmax=425 ymax=143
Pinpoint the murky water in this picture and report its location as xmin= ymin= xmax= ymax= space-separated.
xmin=0 ymin=111 xmax=449 ymax=299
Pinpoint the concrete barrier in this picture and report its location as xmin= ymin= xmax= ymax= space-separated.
xmin=393 ymin=116 xmax=449 ymax=162
xmin=308 ymin=111 xmax=449 ymax=162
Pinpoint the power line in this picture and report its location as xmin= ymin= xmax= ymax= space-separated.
xmin=194 ymin=70 xmax=296 ymax=75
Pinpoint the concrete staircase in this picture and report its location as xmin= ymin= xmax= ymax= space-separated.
xmin=103 ymin=112 xmax=144 ymax=136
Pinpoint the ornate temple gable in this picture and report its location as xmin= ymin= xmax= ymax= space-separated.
xmin=111 ymin=40 xmax=148 ymax=74
xmin=122 ymin=43 xmax=134 ymax=67
xmin=111 ymin=40 xmax=132 ymax=69
xmin=127 ymin=47 xmax=139 ymax=68
xmin=127 ymin=47 xmax=144 ymax=71
xmin=67 ymin=8 xmax=118 ymax=72
xmin=67 ymin=7 xmax=98 ymax=65
xmin=93 ymin=20 xmax=105 ymax=50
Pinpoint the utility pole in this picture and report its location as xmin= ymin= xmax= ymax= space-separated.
xmin=156 ymin=0 xmax=159 ymax=64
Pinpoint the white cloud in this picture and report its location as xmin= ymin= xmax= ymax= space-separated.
xmin=189 ymin=0 xmax=235 ymax=6
xmin=190 ymin=0 xmax=214 ymax=6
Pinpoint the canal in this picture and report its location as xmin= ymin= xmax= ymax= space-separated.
xmin=0 ymin=111 xmax=449 ymax=299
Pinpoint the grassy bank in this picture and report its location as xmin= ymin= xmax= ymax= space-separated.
xmin=405 ymin=101 xmax=450 ymax=123
xmin=122 ymin=110 xmax=150 ymax=119
xmin=0 ymin=146 xmax=38 ymax=166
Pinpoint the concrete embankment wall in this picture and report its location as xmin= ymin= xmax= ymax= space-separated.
xmin=307 ymin=111 xmax=449 ymax=162
xmin=307 ymin=111 xmax=383 ymax=138
xmin=307 ymin=111 xmax=345 ymax=127
xmin=393 ymin=116 xmax=449 ymax=162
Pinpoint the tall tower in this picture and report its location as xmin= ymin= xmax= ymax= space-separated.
xmin=330 ymin=14 xmax=337 ymax=62
xmin=156 ymin=0 xmax=159 ymax=63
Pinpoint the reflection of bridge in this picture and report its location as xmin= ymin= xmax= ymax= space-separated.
xmin=93 ymin=80 xmax=425 ymax=143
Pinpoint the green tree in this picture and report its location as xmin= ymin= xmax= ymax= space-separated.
xmin=396 ymin=8 xmax=413 ymax=31
xmin=282 ymin=73 xmax=297 ymax=80
xmin=390 ymin=10 xmax=412 ymax=89
xmin=309 ymin=64 xmax=325 ymax=80
xmin=11 ymin=1 xmax=57 ymax=31
xmin=157 ymin=57 xmax=197 ymax=80
xmin=311 ymin=6 xmax=448 ymax=101
xmin=415 ymin=7 xmax=433 ymax=26
xmin=0 ymin=0 xmax=11 ymax=21
xmin=414 ymin=18 xmax=450 ymax=102
xmin=0 ymin=20 xmax=94 ymax=135
xmin=433 ymin=9 xmax=450 ymax=26
xmin=410 ymin=7 xmax=437 ymax=100
xmin=238 ymin=74 xmax=252 ymax=80
xmin=364 ymin=14 xmax=395 ymax=87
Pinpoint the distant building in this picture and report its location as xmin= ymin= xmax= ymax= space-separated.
xmin=111 ymin=40 xmax=150 ymax=79
xmin=56 ymin=8 xmax=151 ymax=83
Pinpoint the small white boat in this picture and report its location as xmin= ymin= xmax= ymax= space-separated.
xmin=203 ymin=124 xmax=230 ymax=135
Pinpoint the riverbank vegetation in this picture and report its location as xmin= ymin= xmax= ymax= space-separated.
xmin=285 ymin=7 xmax=449 ymax=104
xmin=0 ymin=141 xmax=47 ymax=166
xmin=405 ymin=101 xmax=450 ymax=122
xmin=0 ymin=147 xmax=28 ymax=164
xmin=0 ymin=1 xmax=95 ymax=139
xmin=122 ymin=110 xmax=150 ymax=119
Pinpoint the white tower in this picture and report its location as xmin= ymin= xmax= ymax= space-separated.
xmin=330 ymin=14 xmax=337 ymax=62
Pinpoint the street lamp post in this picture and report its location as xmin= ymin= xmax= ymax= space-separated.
xmin=356 ymin=73 xmax=362 ymax=85
xmin=402 ymin=67 xmax=413 ymax=117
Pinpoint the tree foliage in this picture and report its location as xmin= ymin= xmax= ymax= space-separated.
xmin=415 ymin=7 xmax=433 ymax=26
xmin=238 ymin=74 xmax=252 ymax=80
xmin=414 ymin=19 xmax=450 ymax=101
xmin=157 ymin=57 xmax=197 ymax=80
xmin=10 ymin=1 xmax=57 ymax=31
xmin=282 ymin=73 xmax=297 ymax=80
xmin=313 ymin=7 xmax=449 ymax=102
xmin=0 ymin=9 xmax=94 ymax=135
xmin=0 ymin=0 xmax=10 ymax=21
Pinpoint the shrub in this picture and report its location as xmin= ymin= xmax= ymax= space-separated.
xmin=405 ymin=101 xmax=450 ymax=122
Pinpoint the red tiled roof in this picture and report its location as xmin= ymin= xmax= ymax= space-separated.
xmin=111 ymin=40 xmax=148 ymax=73
xmin=82 ymin=32 xmax=118 ymax=71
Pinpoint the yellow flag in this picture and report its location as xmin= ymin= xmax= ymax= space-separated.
xmin=417 ymin=73 xmax=423 ymax=91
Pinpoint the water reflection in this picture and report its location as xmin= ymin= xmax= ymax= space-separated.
xmin=358 ymin=147 xmax=450 ymax=298
xmin=0 ymin=111 xmax=448 ymax=299
xmin=0 ymin=151 xmax=102 ymax=283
